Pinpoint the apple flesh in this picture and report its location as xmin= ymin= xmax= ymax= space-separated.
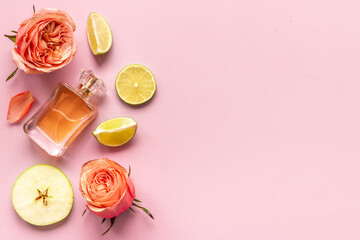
xmin=11 ymin=164 xmax=73 ymax=226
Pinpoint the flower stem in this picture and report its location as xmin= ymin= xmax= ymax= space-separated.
xmin=129 ymin=207 xmax=136 ymax=213
xmin=4 ymin=34 xmax=16 ymax=43
xmin=6 ymin=68 xmax=18 ymax=81
xmin=132 ymin=202 xmax=154 ymax=220
xmin=102 ymin=217 xmax=116 ymax=235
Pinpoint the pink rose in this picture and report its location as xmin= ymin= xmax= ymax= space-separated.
xmin=79 ymin=158 xmax=135 ymax=218
xmin=11 ymin=8 xmax=76 ymax=74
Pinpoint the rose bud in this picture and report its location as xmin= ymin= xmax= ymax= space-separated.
xmin=79 ymin=158 xmax=135 ymax=219
xmin=11 ymin=8 xmax=76 ymax=74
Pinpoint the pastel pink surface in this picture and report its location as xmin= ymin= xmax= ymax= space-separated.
xmin=1 ymin=0 xmax=360 ymax=239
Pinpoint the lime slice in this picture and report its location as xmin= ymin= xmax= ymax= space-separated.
xmin=115 ymin=64 xmax=156 ymax=105
xmin=93 ymin=117 xmax=137 ymax=147
xmin=11 ymin=164 xmax=73 ymax=226
xmin=86 ymin=12 xmax=112 ymax=55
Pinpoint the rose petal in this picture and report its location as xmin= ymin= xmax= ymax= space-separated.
xmin=7 ymin=91 xmax=35 ymax=123
xmin=87 ymin=185 xmax=135 ymax=218
xmin=127 ymin=176 xmax=136 ymax=197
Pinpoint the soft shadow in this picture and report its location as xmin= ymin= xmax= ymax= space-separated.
xmin=7 ymin=119 xmax=27 ymax=127
xmin=30 ymin=213 xmax=71 ymax=231
xmin=11 ymin=203 xmax=71 ymax=231
xmin=80 ymin=208 xmax=135 ymax=236
xmin=106 ymin=210 xmax=136 ymax=235
xmin=89 ymin=92 xmax=107 ymax=106
xmin=95 ymin=135 xmax=138 ymax=154
xmin=25 ymin=139 xmax=68 ymax=165
xmin=8 ymin=67 xmax=77 ymax=101
xmin=6 ymin=64 xmax=78 ymax=88
xmin=92 ymin=40 xmax=114 ymax=66
xmin=93 ymin=53 xmax=111 ymax=66
xmin=118 ymin=90 xmax=158 ymax=109
xmin=94 ymin=38 xmax=115 ymax=66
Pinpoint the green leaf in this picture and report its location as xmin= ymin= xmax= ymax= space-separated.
xmin=101 ymin=218 xmax=106 ymax=224
xmin=102 ymin=217 xmax=116 ymax=235
xmin=129 ymin=207 xmax=136 ymax=213
xmin=82 ymin=209 xmax=87 ymax=216
xmin=132 ymin=203 xmax=154 ymax=220
xmin=6 ymin=68 xmax=18 ymax=81
xmin=33 ymin=4 xmax=35 ymax=13
xmin=128 ymin=165 xmax=131 ymax=177
xmin=11 ymin=31 xmax=17 ymax=34
xmin=133 ymin=198 xmax=142 ymax=203
xmin=4 ymin=34 xmax=16 ymax=43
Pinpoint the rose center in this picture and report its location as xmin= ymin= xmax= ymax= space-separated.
xmin=41 ymin=22 xmax=63 ymax=51
xmin=93 ymin=173 xmax=114 ymax=193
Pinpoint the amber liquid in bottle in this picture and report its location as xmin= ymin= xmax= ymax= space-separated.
xmin=24 ymin=70 xmax=105 ymax=157
xmin=37 ymin=83 xmax=96 ymax=144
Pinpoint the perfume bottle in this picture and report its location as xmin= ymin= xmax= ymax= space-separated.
xmin=24 ymin=69 xmax=106 ymax=157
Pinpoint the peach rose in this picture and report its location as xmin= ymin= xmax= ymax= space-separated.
xmin=79 ymin=158 xmax=135 ymax=219
xmin=11 ymin=8 xmax=76 ymax=74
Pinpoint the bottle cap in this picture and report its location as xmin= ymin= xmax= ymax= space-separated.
xmin=78 ymin=69 xmax=106 ymax=97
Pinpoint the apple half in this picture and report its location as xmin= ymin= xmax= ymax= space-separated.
xmin=11 ymin=164 xmax=73 ymax=226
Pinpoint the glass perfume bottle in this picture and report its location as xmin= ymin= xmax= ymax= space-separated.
xmin=24 ymin=69 xmax=106 ymax=157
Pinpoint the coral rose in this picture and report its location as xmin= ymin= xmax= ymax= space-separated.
xmin=11 ymin=8 xmax=76 ymax=74
xmin=79 ymin=158 xmax=135 ymax=218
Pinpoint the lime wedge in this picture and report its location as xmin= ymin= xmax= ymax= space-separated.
xmin=86 ymin=12 xmax=112 ymax=55
xmin=115 ymin=64 xmax=156 ymax=105
xmin=93 ymin=117 xmax=137 ymax=147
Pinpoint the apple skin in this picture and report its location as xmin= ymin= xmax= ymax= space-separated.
xmin=11 ymin=164 xmax=74 ymax=226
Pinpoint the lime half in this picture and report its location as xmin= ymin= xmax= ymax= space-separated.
xmin=115 ymin=64 xmax=156 ymax=105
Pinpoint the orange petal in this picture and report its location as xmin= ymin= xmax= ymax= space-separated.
xmin=7 ymin=91 xmax=35 ymax=123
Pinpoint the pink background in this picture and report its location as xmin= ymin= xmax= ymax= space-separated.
xmin=1 ymin=0 xmax=360 ymax=239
